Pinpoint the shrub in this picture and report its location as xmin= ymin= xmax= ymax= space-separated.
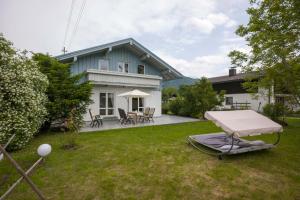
xmin=176 ymin=78 xmax=225 ymax=118
xmin=0 ymin=34 xmax=48 ymax=150
xmin=169 ymin=98 xmax=184 ymax=115
xmin=162 ymin=87 xmax=178 ymax=103
xmin=162 ymin=102 xmax=170 ymax=114
xmin=263 ymin=103 xmax=285 ymax=122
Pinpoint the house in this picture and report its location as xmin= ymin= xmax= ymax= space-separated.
xmin=208 ymin=68 xmax=272 ymax=111
xmin=56 ymin=38 xmax=183 ymax=121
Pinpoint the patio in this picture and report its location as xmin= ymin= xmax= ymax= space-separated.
xmin=80 ymin=114 xmax=200 ymax=132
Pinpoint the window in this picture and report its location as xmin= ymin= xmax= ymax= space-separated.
xmin=138 ymin=65 xmax=145 ymax=74
xmin=117 ymin=62 xmax=129 ymax=73
xmin=125 ymin=63 xmax=129 ymax=73
xmin=225 ymin=97 xmax=233 ymax=105
xmin=99 ymin=92 xmax=114 ymax=116
xmin=99 ymin=59 xmax=109 ymax=71
xmin=132 ymin=97 xmax=144 ymax=112
xmin=275 ymin=96 xmax=285 ymax=105
xmin=117 ymin=62 xmax=124 ymax=72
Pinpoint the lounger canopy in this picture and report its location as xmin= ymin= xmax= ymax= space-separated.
xmin=205 ymin=110 xmax=283 ymax=137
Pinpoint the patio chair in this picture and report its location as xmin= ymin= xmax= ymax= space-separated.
xmin=144 ymin=108 xmax=155 ymax=122
xmin=138 ymin=107 xmax=150 ymax=122
xmin=187 ymin=110 xmax=283 ymax=160
xmin=89 ymin=109 xmax=103 ymax=128
xmin=118 ymin=108 xmax=135 ymax=125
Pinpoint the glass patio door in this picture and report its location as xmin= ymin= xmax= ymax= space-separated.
xmin=99 ymin=92 xmax=114 ymax=116
xmin=132 ymin=97 xmax=144 ymax=112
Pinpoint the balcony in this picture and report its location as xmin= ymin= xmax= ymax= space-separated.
xmin=86 ymin=69 xmax=162 ymax=88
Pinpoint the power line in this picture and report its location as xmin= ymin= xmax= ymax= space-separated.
xmin=62 ymin=0 xmax=76 ymax=54
xmin=68 ymin=0 xmax=87 ymax=50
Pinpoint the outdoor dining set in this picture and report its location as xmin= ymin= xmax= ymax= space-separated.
xmin=88 ymin=107 xmax=155 ymax=128
xmin=118 ymin=107 xmax=155 ymax=125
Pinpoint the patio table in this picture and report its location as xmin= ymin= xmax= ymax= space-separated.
xmin=127 ymin=112 xmax=143 ymax=124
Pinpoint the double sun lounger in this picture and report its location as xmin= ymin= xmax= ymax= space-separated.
xmin=188 ymin=110 xmax=283 ymax=159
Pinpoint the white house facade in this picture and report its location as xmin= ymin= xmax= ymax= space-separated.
xmin=56 ymin=38 xmax=183 ymax=121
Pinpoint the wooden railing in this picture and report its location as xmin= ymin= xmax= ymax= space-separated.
xmin=231 ymin=102 xmax=251 ymax=110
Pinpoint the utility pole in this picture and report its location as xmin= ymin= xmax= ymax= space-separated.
xmin=62 ymin=46 xmax=67 ymax=54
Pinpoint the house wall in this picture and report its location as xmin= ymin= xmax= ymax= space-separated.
xmin=85 ymin=85 xmax=161 ymax=121
xmin=70 ymin=46 xmax=161 ymax=76
xmin=223 ymin=93 xmax=270 ymax=112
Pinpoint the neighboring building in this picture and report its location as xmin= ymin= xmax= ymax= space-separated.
xmin=162 ymin=68 xmax=270 ymax=111
xmin=208 ymin=68 xmax=271 ymax=112
xmin=56 ymin=38 xmax=183 ymax=121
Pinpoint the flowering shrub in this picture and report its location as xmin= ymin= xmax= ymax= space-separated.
xmin=0 ymin=34 xmax=48 ymax=150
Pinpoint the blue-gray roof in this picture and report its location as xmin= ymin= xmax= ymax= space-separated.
xmin=55 ymin=38 xmax=183 ymax=79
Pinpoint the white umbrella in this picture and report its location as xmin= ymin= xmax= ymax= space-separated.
xmin=118 ymin=89 xmax=150 ymax=112
xmin=118 ymin=89 xmax=150 ymax=97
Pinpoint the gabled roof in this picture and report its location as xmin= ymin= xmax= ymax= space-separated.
xmin=208 ymin=72 xmax=259 ymax=84
xmin=208 ymin=73 xmax=248 ymax=84
xmin=55 ymin=38 xmax=183 ymax=80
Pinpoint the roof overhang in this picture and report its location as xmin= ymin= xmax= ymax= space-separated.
xmin=55 ymin=38 xmax=183 ymax=80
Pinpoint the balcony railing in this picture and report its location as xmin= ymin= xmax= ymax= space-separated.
xmin=86 ymin=69 xmax=162 ymax=88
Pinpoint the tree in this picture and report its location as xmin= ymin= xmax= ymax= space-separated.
xmin=190 ymin=78 xmax=225 ymax=118
xmin=162 ymin=87 xmax=178 ymax=102
xmin=229 ymin=0 xmax=300 ymax=106
xmin=174 ymin=78 xmax=224 ymax=118
xmin=0 ymin=34 xmax=48 ymax=150
xmin=33 ymin=54 xmax=93 ymax=130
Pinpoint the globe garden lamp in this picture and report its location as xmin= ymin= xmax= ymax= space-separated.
xmin=0 ymin=134 xmax=50 ymax=200
xmin=37 ymin=144 xmax=52 ymax=157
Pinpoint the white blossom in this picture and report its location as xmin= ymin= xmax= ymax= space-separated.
xmin=0 ymin=34 xmax=48 ymax=150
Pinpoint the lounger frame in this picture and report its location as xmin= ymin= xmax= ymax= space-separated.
xmin=187 ymin=132 xmax=281 ymax=160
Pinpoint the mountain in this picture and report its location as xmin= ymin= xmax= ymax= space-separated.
xmin=162 ymin=76 xmax=198 ymax=88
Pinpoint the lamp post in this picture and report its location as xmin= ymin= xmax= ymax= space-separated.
xmin=0 ymin=135 xmax=51 ymax=200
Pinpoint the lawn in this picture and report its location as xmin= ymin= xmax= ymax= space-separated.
xmin=1 ymin=118 xmax=300 ymax=200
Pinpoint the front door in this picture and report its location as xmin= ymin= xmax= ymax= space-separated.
xmin=99 ymin=92 xmax=114 ymax=116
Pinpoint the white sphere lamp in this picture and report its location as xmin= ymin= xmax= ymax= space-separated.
xmin=37 ymin=144 xmax=52 ymax=157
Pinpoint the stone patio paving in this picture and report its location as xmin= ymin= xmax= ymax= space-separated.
xmin=80 ymin=114 xmax=200 ymax=132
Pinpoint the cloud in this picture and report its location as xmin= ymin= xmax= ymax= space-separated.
xmin=0 ymin=0 xmax=249 ymax=77
xmin=154 ymin=31 xmax=249 ymax=78
xmin=71 ymin=0 xmax=236 ymax=50
xmin=182 ymin=13 xmax=237 ymax=34
xmin=155 ymin=50 xmax=229 ymax=78
xmin=183 ymin=17 xmax=215 ymax=34
xmin=0 ymin=0 xmax=238 ymax=53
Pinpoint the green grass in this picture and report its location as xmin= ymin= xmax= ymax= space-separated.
xmin=1 ymin=119 xmax=300 ymax=200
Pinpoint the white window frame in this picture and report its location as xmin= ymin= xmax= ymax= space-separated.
xmin=117 ymin=62 xmax=129 ymax=73
xmin=137 ymin=64 xmax=145 ymax=74
xmin=99 ymin=92 xmax=115 ymax=116
xmin=117 ymin=62 xmax=124 ymax=72
xmin=98 ymin=59 xmax=109 ymax=71
xmin=225 ymin=97 xmax=233 ymax=105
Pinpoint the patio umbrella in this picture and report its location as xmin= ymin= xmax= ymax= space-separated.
xmin=118 ymin=89 xmax=150 ymax=112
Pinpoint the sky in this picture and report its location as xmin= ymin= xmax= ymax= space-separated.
xmin=0 ymin=0 xmax=250 ymax=78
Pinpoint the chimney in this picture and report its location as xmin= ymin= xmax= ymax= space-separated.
xmin=229 ymin=68 xmax=236 ymax=76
